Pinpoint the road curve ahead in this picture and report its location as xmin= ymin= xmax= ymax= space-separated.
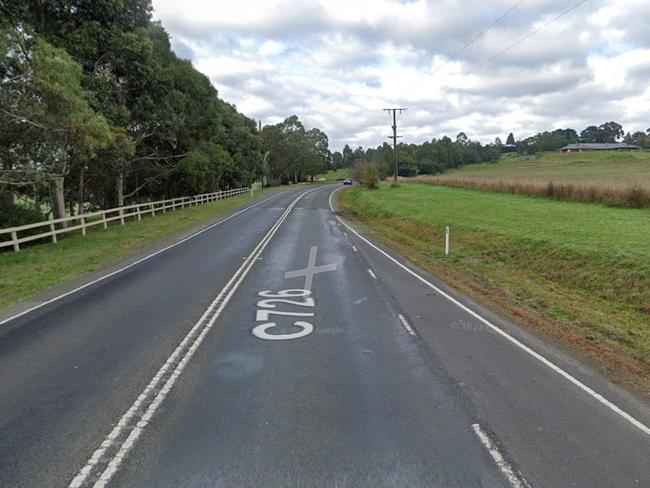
xmin=1 ymin=185 xmax=649 ymax=487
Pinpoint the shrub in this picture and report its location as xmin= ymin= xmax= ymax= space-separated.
xmin=0 ymin=200 xmax=46 ymax=250
xmin=361 ymin=162 xmax=380 ymax=189
xmin=0 ymin=200 xmax=45 ymax=229
xmin=626 ymin=186 xmax=650 ymax=208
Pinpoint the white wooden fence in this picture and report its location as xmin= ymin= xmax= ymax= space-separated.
xmin=0 ymin=187 xmax=251 ymax=252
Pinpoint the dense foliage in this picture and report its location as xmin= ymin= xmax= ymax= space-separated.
xmin=514 ymin=121 xmax=650 ymax=154
xmin=261 ymin=115 xmax=331 ymax=184
xmin=332 ymin=134 xmax=502 ymax=178
xmin=1 ymin=0 xmax=264 ymax=222
xmin=330 ymin=120 xmax=649 ymax=180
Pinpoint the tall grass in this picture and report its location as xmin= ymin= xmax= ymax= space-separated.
xmin=412 ymin=176 xmax=650 ymax=208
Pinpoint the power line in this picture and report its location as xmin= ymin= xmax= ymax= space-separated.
xmin=427 ymin=0 xmax=527 ymax=78
xmin=465 ymin=0 xmax=590 ymax=75
xmin=383 ymin=108 xmax=407 ymax=185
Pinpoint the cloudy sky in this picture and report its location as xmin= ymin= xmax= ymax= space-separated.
xmin=152 ymin=0 xmax=650 ymax=150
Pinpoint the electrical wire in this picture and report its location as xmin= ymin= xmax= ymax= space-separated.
xmin=427 ymin=0 xmax=527 ymax=78
xmin=464 ymin=0 xmax=590 ymax=75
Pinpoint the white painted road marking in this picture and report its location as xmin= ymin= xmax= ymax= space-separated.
xmin=367 ymin=269 xmax=377 ymax=279
xmin=253 ymin=289 xmax=316 ymax=341
xmin=472 ymin=424 xmax=527 ymax=488
xmin=255 ymin=309 xmax=314 ymax=321
xmin=352 ymin=245 xmax=358 ymax=252
xmin=284 ymin=246 xmax=337 ymax=290
xmin=252 ymin=321 xmax=314 ymax=341
xmin=328 ymin=186 xmax=650 ymax=438
xmin=1 ymin=190 xmax=291 ymax=328
xmin=398 ymin=314 xmax=416 ymax=336
xmin=257 ymin=296 xmax=315 ymax=308
xmin=69 ymin=189 xmax=315 ymax=488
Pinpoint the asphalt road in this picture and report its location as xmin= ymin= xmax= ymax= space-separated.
xmin=1 ymin=184 xmax=649 ymax=487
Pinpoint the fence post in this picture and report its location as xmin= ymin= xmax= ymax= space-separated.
xmin=151 ymin=202 xmax=156 ymax=217
xmin=137 ymin=205 xmax=142 ymax=221
xmin=11 ymin=230 xmax=19 ymax=252
xmin=50 ymin=214 xmax=58 ymax=243
xmin=119 ymin=209 xmax=125 ymax=226
xmin=81 ymin=215 xmax=86 ymax=236
xmin=445 ymin=226 xmax=450 ymax=256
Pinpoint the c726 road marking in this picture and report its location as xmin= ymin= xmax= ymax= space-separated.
xmin=253 ymin=289 xmax=315 ymax=341
xmin=252 ymin=245 xmax=338 ymax=341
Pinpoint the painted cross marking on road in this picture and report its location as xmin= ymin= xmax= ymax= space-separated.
xmin=284 ymin=246 xmax=337 ymax=290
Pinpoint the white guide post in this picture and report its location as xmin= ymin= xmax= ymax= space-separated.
xmin=445 ymin=226 xmax=450 ymax=256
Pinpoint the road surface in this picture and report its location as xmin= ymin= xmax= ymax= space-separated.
xmin=1 ymin=185 xmax=649 ymax=487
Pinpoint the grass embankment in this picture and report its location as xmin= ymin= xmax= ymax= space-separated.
xmin=415 ymin=151 xmax=650 ymax=207
xmin=315 ymin=168 xmax=351 ymax=181
xmin=0 ymin=191 xmax=269 ymax=309
xmin=340 ymin=183 xmax=650 ymax=397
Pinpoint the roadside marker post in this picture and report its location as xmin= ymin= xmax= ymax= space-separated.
xmin=445 ymin=226 xmax=450 ymax=256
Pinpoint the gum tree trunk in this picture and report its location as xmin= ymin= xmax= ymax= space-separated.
xmin=50 ymin=175 xmax=67 ymax=228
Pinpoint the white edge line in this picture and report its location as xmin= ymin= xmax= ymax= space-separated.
xmin=0 ymin=190 xmax=291 ymax=327
xmin=472 ymin=423 xmax=525 ymax=488
xmin=367 ymin=268 xmax=377 ymax=279
xmin=328 ymin=186 xmax=650 ymax=438
xmin=71 ymin=188 xmax=316 ymax=488
xmin=398 ymin=314 xmax=416 ymax=336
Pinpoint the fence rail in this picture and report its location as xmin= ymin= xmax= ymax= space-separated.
xmin=1 ymin=187 xmax=252 ymax=252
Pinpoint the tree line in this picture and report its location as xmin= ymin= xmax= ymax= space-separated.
xmin=333 ymin=120 xmax=649 ymax=181
xmin=0 ymin=2 xmax=327 ymax=229
xmin=509 ymin=121 xmax=650 ymax=154
xmin=331 ymin=134 xmax=502 ymax=178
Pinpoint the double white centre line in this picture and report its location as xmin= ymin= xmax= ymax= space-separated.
xmin=69 ymin=190 xmax=313 ymax=488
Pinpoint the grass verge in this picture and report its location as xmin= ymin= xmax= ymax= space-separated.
xmin=0 ymin=190 xmax=273 ymax=309
xmin=340 ymin=183 xmax=650 ymax=399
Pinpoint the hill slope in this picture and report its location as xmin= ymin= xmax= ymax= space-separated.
xmin=415 ymin=151 xmax=650 ymax=207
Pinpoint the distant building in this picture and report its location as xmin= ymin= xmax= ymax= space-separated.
xmin=559 ymin=143 xmax=641 ymax=152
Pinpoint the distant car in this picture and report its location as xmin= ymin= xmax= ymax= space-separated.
xmin=343 ymin=178 xmax=352 ymax=185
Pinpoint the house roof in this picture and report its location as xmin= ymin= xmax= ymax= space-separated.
xmin=559 ymin=143 xmax=641 ymax=150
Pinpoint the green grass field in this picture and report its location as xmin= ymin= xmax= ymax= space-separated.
xmin=315 ymin=168 xmax=351 ymax=181
xmin=0 ymin=190 xmax=272 ymax=309
xmin=437 ymin=151 xmax=650 ymax=188
xmin=341 ymin=183 xmax=650 ymax=396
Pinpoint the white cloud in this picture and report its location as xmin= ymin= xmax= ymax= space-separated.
xmin=153 ymin=0 xmax=650 ymax=150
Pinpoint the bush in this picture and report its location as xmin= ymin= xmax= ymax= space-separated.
xmin=0 ymin=200 xmax=45 ymax=229
xmin=360 ymin=162 xmax=380 ymax=189
xmin=0 ymin=200 xmax=46 ymax=250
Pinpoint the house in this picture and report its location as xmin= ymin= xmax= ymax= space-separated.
xmin=559 ymin=143 xmax=641 ymax=152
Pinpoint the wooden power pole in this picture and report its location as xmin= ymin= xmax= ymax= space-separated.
xmin=383 ymin=108 xmax=407 ymax=185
